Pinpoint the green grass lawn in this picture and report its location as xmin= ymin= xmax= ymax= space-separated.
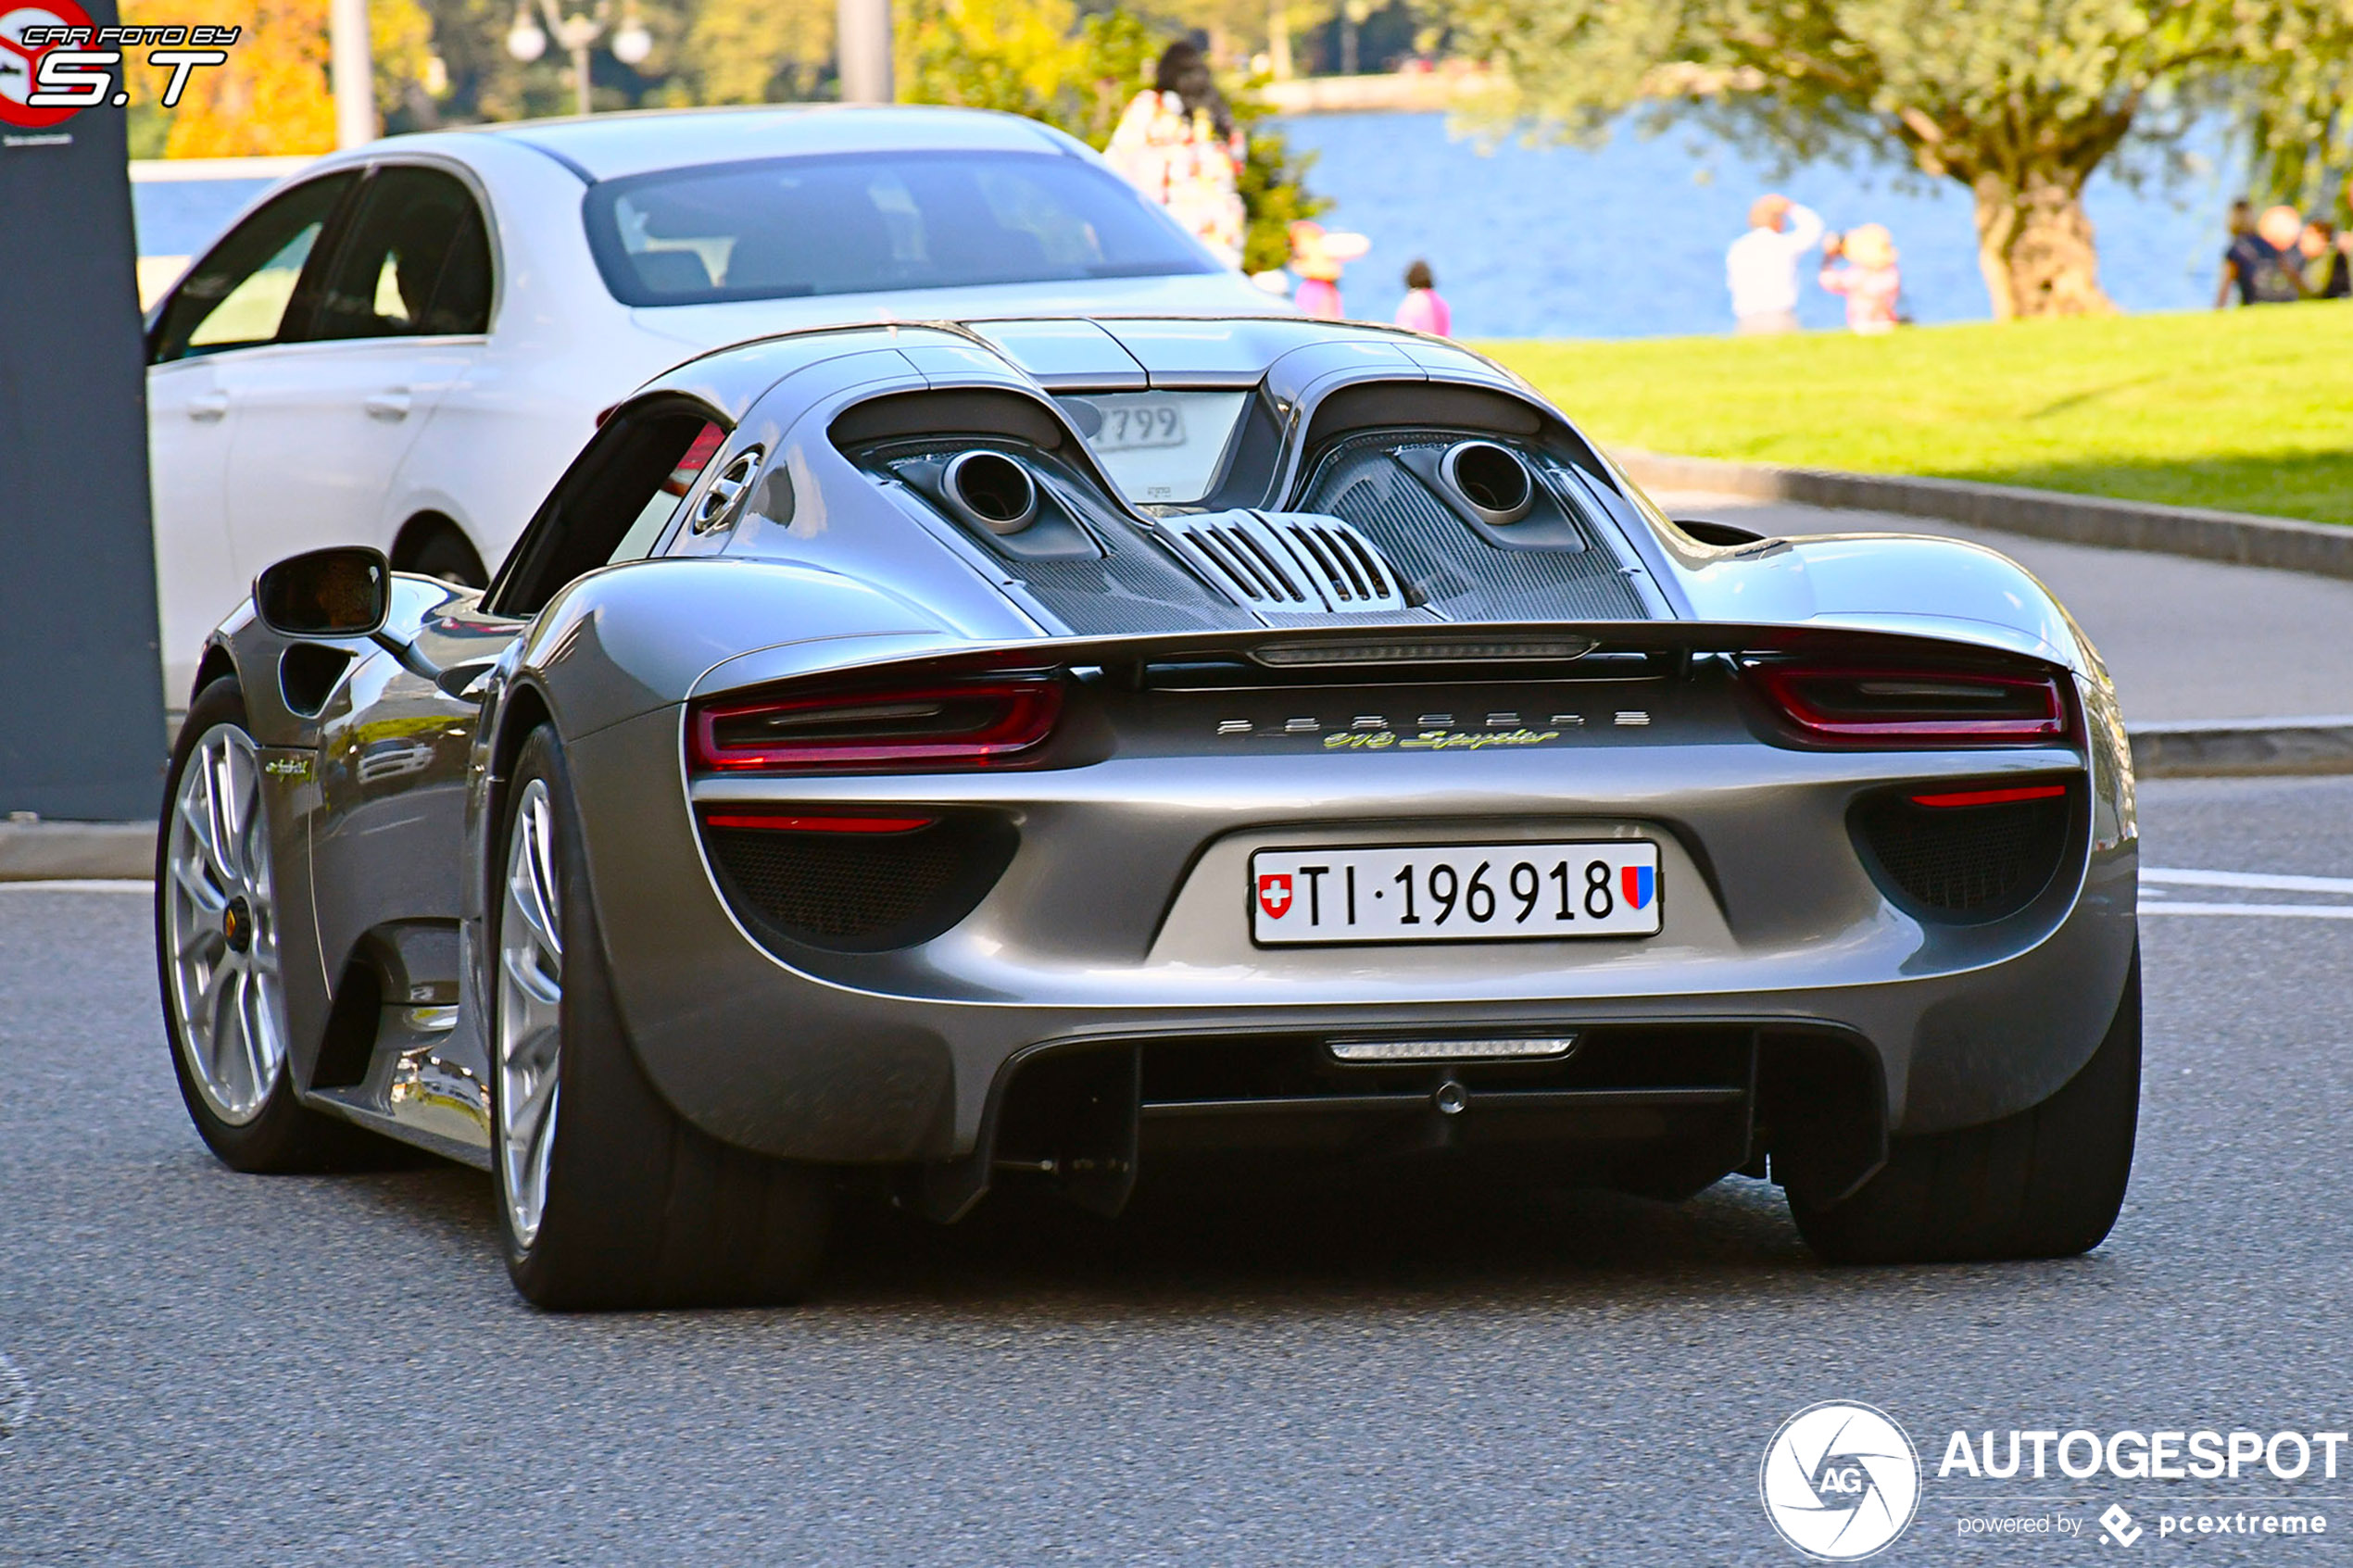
xmin=1478 ymin=304 xmax=2353 ymax=523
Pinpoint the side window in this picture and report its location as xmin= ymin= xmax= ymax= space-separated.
xmin=149 ymin=171 xmax=358 ymax=364
xmin=313 ymin=166 xmax=494 ymax=341
xmin=609 ymin=421 xmax=726 ymax=564
xmin=486 ymin=407 xmax=730 ymax=618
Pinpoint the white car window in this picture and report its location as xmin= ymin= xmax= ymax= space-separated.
xmin=583 ymin=150 xmax=1220 ymax=307
xmin=150 ymin=171 xmax=358 ymax=363
xmin=314 ymin=166 xmax=494 ymax=340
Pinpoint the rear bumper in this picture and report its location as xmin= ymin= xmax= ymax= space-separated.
xmin=564 ymin=703 xmax=2137 ymax=1166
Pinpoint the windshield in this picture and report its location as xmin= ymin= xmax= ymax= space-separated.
xmin=582 ymin=150 xmax=1222 ymax=307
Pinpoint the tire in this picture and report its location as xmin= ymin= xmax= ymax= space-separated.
xmin=157 ymin=676 xmax=385 ymax=1172
xmin=1791 ymin=947 xmax=2141 ymax=1264
xmin=397 ymin=523 xmax=487 ymax=588
xmin=491 ymin=725 xmax=831 ymax=1310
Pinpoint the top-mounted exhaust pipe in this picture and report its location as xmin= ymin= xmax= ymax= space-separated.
xmin=1438 ymin=440 xmax=1534 ymax=527
xmin=941 ymin=450 xmax=1039 ymax=536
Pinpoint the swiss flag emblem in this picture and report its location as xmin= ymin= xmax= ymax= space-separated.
xmin=1257 ymin=873 xmax=1294 ymax=919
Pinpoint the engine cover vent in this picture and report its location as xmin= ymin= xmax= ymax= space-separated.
xmin=1156 ymin=509 xmax=1410 ymax=615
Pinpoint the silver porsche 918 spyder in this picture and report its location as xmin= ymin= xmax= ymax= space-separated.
xmin=157 ymin=316 xmax=2139 ymax=1308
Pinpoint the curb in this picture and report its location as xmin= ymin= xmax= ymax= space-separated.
xmin=2128 ymin=718 xmax=2353 ymax=779
xmin=1613 ymin=450 xmax=2353 ymax=580
xmin=0 ymin=821 xmax=157 ymax=882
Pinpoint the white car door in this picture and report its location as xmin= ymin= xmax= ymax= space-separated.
xmin=219 ymin=162 xmax=492 ymax=586
xmin=144 ymin=169 xmax=361 ymax=704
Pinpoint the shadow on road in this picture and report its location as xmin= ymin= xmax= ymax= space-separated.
xmin=364 ymin=1159 xmax=1826 ymax=1315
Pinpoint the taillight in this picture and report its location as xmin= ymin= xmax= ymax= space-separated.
xmin=1907 ymin=784 xmax=2067 ymax=809
xmin=688 ymin=676 xmax=1063 ymax=773
xmin=700 ymin=811 xmax=936 ymax=833
xmin=1746 ymin=661 xmax=2069 ymax=747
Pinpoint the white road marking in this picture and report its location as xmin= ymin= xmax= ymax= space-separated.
xmin=2144 ymin=867 xmax=2353 ymax=895
xmin=0 ymin=879 xmax=152 ymax=894
xmin=2141 ymin=902 xmax=2353 ymax=920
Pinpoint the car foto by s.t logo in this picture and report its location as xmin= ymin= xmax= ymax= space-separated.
xmin=1761 ymin=1402 xmax=1923 ymax=1561
xmin=0 ymin=1 xmax=234 ymax=132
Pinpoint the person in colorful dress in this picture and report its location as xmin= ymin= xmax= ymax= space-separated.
xmin=1105 ymin=42 xmax=1248 ymax=270
xmin=1393 ymin=258 xmax=1452 ymax=336
xmin=1286 ymin=220 xmax=1370 ymax=319
xmin=1818 ymin=223 xmax=1902 ymax=334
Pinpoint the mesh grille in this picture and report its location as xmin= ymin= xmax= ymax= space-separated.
xmin=1295 ymin=434 xmax=1649 ymax=622
xmin=1852 ymin=792 xmax=2073 ymax=920
xmin=703 ymin=821 xmax=1010 ymax=950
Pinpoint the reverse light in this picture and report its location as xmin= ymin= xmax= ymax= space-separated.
xmin=1746 ymin=661 xmax=2069 ymax=747
xmin=688 ymin=675 xmax=1063 ymax=773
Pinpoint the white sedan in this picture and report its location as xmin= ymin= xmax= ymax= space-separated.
xmin=143 ymin=105 xmax=1282 ymax=701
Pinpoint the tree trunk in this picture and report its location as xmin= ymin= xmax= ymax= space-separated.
xmin=1970 ymin=170 xmax=2113 ymax=320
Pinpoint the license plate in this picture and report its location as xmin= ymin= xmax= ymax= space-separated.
xmin=1090 ymin=397 xmax=1187 ymax=450
xmin=1250 ymin=841 xmax=1662 ymax=945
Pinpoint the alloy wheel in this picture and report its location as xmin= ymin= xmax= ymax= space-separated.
xmin=163 ymin=723 xmax=286 ymax=1124
xmin=497 ymin=778 xmax=564 ymax=1248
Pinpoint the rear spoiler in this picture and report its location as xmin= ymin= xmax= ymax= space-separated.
xmin=687 ymin=617 xmax=2081 ymax=704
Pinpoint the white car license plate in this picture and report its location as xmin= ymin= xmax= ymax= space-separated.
xmin=1090 ymin=396 xmax=1187 ymax=450
xmin=1250 ymin=841 xmax=1662 ymax=945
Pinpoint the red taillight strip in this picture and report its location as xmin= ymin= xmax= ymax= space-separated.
xmin=689 ymin=676 xmax=1063 ymax=774
xmin=702 ymin=812 xmax=935 ymax=834
xmin=1908 ymin=784 xmax=2069 ymax=809
xmin=1747 ymin=662 xmax=2070 ymax=746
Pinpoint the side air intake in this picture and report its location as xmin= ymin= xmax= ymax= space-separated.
xmin=1155 ymin=509 xmax=1409 ymax=615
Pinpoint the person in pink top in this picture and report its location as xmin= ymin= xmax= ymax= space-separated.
xmin=1393 ymin=258 xmax=1452 ymax=336
xmin=1818 ymin=223 xmax=1902 ymax=333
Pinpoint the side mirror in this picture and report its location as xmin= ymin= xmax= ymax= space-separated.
xmin=255 ymin=546 xmax=390 ymax=638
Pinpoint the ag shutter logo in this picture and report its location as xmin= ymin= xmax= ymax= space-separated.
xmin=1760 ymin=1401 xmax=1922 ymax=1561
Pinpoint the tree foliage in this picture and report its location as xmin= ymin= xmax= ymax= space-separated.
xmin=123 ymin=0 xmax=430 ymax=156
xmin=1444 ymin=0 xmax=2298 ymax=317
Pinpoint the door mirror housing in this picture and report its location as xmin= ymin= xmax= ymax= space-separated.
xmin=255 ymin=546 xmax=390 ymax=638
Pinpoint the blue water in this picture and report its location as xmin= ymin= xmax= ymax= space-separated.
xmin=1274 ymin=112 xmax=2238 ymax=337
xmin=133 ymin=112 xmax=2239 ymax=339
xmin=132 ymin=178 xmax=275 ymax=257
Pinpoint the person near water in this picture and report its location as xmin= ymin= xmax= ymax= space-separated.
xmin=1725 ymin=194 xmax=1824 ymax=333
xmin=1105 ymin=41 xmax=1248 ymax=270
xmin=2216 ymin=200 xmax=2304 ymax=306
xmin=1394 ymin=258 xmax=1451 ymax=335
xmin=1818 ymin=223 xmax=1901 ymax=334
xmin=1287 ymin=220 xmax=1369 ymax=319
xmin=2298 ymin=219 xmax=2350 ymax=300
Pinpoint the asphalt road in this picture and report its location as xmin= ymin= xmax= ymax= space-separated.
xmin=5 ymin=777 xmax=2353 ymax=1564
xmin=1655 ymin=489 xmax=2353 ymax=725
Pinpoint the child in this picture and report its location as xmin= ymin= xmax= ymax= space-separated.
xmin=1394 ymin=258 xmax=1452 ymax=336
xmin=1818 ymin=223 xmax=1901 ymax=334
xmin=1287 ymin=220 xmax=1370 ymax=320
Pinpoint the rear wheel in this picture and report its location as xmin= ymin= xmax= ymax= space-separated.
xmin=492 ymin=725 xmax=831 ymax=1310
xmin=158 ymin=676 xmax=382 ymax=1171
xmin=1791 ymin=947 xmax=2141 ymax=1263
xmin=396 ymin=521 xmax=487 ymax=587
